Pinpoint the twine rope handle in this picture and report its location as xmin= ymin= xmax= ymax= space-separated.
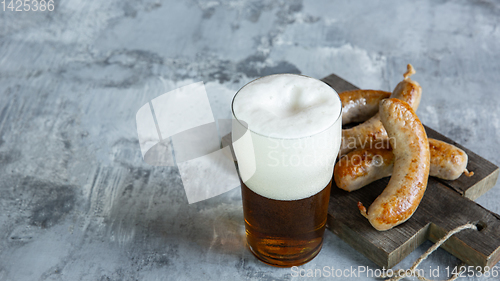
xmin=382 ymin=223 xmax=477 ymax=281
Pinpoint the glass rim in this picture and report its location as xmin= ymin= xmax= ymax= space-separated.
xmin=231 ymin=73 xmax=343 ymax=140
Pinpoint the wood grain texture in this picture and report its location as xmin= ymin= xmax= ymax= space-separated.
xmin=328 ymin=176 xmax=500 ymax=269
xmin=321 ymin=73 xmax=500 ymax=269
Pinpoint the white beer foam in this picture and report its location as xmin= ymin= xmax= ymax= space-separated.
xmin=233 ymin=74 xmax=341 ymax=138
xmin=232 ymin=74 xmax=342 ymax=201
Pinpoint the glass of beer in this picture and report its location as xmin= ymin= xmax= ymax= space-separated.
xmin=231 ymin=74 xmax=342 ymax=267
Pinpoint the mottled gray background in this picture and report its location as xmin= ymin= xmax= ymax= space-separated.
xmin=1 ymin=0 xmax=499 ymax=280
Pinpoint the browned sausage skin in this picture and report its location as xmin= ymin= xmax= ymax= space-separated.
xmin=334 ymin=148 xmax=394 ymax=192
xmin=429 ymin=139 xmax=473 ymax=179
xmin=340 ymin=90 xmax=391 ymax=125
xmin=340 ymin=64 xmax=422 ymax=156
xmin=335 ymin=139 xmax=473 ymax=192
xmin=358 ymin=98 xmax=430 ymax=231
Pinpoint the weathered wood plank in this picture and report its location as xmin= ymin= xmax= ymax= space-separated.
xmin=328 ymin=176 xmax=500 ymax=269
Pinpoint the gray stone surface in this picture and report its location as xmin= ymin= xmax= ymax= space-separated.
xmin=1 ymin=0 xmax=499 ymax=280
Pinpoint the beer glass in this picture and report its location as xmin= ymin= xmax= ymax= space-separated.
xmin=231 ymin=74 xmax=342 ymax=267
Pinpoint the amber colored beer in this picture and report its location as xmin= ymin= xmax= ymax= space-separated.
xmin=241 ymin=179 xmax=332 ymax=267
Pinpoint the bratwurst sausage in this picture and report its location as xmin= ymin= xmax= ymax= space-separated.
xmin=340 ymin=90 xmax=391 ymax=125
xmin=358 ymin=98 xmax=430 ymax=231
xmin=340 ymin=64 xmax=422 ymax=156
xmin=429 ymin=139 xmax=473 ymax=179
xmin=335 ymin=139 xmax=473 ymax=192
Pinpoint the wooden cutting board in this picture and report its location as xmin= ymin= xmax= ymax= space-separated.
xmin=322 ymin=73 xmax=500 ymax=269
xmin=222 ymin=73 xmax=500 ymax=270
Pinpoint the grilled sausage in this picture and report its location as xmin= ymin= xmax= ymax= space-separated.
xmin=340 ymin=90 xmax=391 ymax=125
xmin=340 ymin=64 xmax=422 ymax=156
xmin=335 ymin=139 xmax=473 ymax=192
xmin=358 ymin=98 xmax=430 ymax=231
xmin=429 ymin=139 xmax=473 ymax=179
xmin=335 ymin=147 xmax=394 ymax=192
